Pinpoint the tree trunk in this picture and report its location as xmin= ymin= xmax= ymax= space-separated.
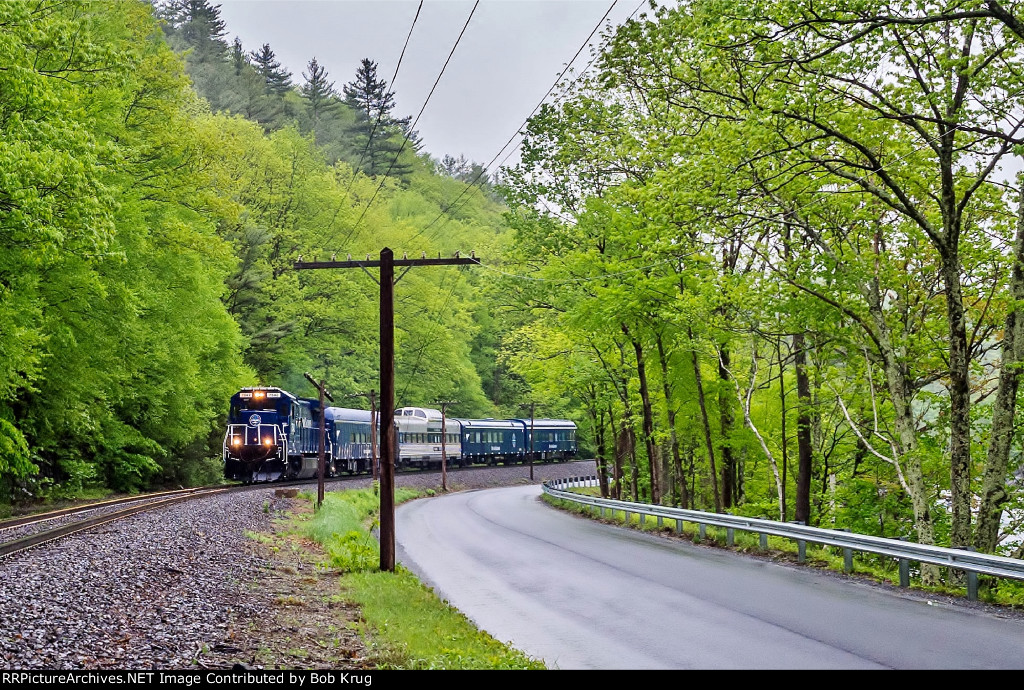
xmin=589 ymin=397 xmax=610 ymax=499
xmin=626 ymin=326 xmax=661 ymax=504
xmin=615 ymin=388 xmax=640 ymax=502
xmin=608 ymin=403 xmax=622 ymax=500
xmin=976 ymin=183 xmax=1024 ymax=554
xmin=863 ymin=268 xmax=939 ymax=583
xmin=777 ymin=339 xmax=789 ymax=520
xmin=690 ymin=331 xmax=722 ymax=513
xmin=794 ymin=332 xmax=813 ymax=525
xmin=657 ymin=332 xmax=688 ymax=509
xmin=942 ymin=250 xmax=973 ymax=553
xmin=719 ymin=345 xmax=737 ymax=508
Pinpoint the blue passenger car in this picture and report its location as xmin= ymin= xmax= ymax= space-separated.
xmin=458 ymin=418 xmax=524 ymax=465
xmin=223 ymin=387 xmax=320 ymax=482
xmin=325 ymin=407 xmax=376 ymax=475
xmin=514 ymin=418 xmax=578 ymax=462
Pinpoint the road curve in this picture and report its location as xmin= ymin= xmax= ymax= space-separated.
xmin=395 ymin=484 xmax=1024 ymax=670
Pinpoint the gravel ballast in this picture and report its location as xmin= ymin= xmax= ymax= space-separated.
xmin=0 ymin=460 xmax=597 ymax=670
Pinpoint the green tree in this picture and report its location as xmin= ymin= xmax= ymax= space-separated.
xmin=249 ymin=43 xmax=293 ymax=95
xmin=343 ymin=58 xmax=417 ymax=178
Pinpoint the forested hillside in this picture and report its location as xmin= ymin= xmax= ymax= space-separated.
xmin=6 ymin=0 xmax=1024 ymax=588
xmin=0 ymin=0 xmax=521 ymax=501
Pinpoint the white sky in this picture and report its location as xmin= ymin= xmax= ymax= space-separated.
xmin=216 ymin=0 xmax=649 ymax=170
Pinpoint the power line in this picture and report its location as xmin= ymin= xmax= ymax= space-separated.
xmin=337 ymin=0 xmax=481 ymax=254
xmin=348 ymin=0 xmax=424 ymax=188
xmin=310 ymin=0 xmax=424 ymax=252
xmin=406 ymin=0 xmax=639 ymax=247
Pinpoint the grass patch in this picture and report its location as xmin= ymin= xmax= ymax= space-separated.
xmin=300 ymin=487 xmax=546 ymax=670
xmin=345 ymin=568 xmax=545 ymax=670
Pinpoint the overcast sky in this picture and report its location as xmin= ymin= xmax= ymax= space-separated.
xmin=216 ymin=0 xmax=649 ymax=170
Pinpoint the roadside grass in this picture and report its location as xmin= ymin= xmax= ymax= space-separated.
xmin=543 ymin=491 xmax=1024 ymax=607
xmin=296 ymin=486 xmax=546 ymax=670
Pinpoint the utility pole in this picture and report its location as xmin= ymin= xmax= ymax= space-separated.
xmin=304 ymin=372 xmax=334 ymax=509
xmin=295 ymin=248 xmax=480 ymax=572
xmin=434 ymin=400 xmax=458 ymax=492
xmin=347 ymin=390 xmax=378 ymax=478
xmin=526 ymin=402 xmax=536 ymax=481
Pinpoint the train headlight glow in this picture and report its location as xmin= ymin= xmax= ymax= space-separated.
xmin=232 ymin=439 xmax=241 ymax=446
xmin=263 ymin=438 xmax=272 ymax=446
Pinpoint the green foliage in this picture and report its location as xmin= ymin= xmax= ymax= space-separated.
xmin=494 ymin=0 xmax=1024 ymax=557
xmin=1 ymin=0 xmax=523 ymax=504
xmin=0 ymin=0 xmax=251 ymax=499
xmin=325 ymin=530 xmax=378 ymax=573
xmin=305 ymin=488 xmax=419 ymax=573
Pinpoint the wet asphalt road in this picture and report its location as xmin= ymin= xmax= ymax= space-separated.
xmin=395 ymin=484 xmax=1024 ymax=670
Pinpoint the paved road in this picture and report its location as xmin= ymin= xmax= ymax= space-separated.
xmin=395 ymin=484 xmax=1024 ymax=669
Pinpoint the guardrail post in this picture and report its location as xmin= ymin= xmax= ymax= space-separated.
xmin=759 ymin=533 xmax=767 ymax=550
xmin=657 ymin=515 xmax=663 ymax=530
xmin=965 ymin=546 xmax=979 ymax=601
xmin=640 ymin=512 xmax=646 ymax=528
xmin=599 ymin=506 xmax=604 ymax=518
xmin=625 ymin=511 xmax=631 ymax=526
xmin=898 ymin=537 xmax=910 ymax=588
xmin=727 ymin=528 xmax=734 ymax=546
xmin=841 ymin=530 xmax=853 ymax=574
xmin=698 ymin=523 xmax=705 ymax=542
xmin=793 ymin=521 xmax=806 ymax=563
xmin=675 ymin=519 xmax=682 ymax=534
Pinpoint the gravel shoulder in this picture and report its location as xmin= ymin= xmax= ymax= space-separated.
xmin=0 ymin=460 xmax=597 ymax=670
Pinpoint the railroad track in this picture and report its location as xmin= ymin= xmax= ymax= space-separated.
xmin=0 ymin=487 xmax=230 ymax=559
xmin=0 ymin=460 xmax=575 ymax=559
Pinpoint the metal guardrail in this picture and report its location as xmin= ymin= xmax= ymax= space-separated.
xmin=543 ymin=476 xmax=1024 ymax=600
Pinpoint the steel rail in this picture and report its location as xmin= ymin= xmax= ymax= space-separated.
xmin=0 ymin=486 xmax=223 ymax=531
xmin=0 ymin=459 xmax=578 ymax=559
xmin=544 ymin=476 xmax=1024 ymax=598
xmin=0 ymin=489 xmax=229 ymax=559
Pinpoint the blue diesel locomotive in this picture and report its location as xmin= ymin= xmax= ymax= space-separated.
xmin=223 ymin=387 xmax=319 ymax=482
xmin=223 ymin=387 xmax=578 ymax=482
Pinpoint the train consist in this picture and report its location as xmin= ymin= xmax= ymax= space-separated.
xmin=223 ymin=386 xmax=578 ymax=483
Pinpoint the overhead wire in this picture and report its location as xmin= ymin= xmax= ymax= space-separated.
xmin=309 ymin=0 xmax=424 ymax=253
xmin=335 ymin=0 xmax=481 ymax=255
xmin=405 ymin=0 xmax=639 ymax=247
xmin=346 ymin=1 xmax=424 ymax=194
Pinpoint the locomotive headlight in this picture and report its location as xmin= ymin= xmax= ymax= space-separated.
xmin=232 ymin=439 xmax=241 ymax=447
xmin=263 ymin=438 xmax=272 ymax=446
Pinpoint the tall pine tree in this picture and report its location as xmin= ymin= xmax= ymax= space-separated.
xmin=301 ymin=57 xmax=338 ymax=126
xmin=342 ymin=58 xmax=415 ymax=178
xmin=249 ymin=43 xmax=292 ymax=95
